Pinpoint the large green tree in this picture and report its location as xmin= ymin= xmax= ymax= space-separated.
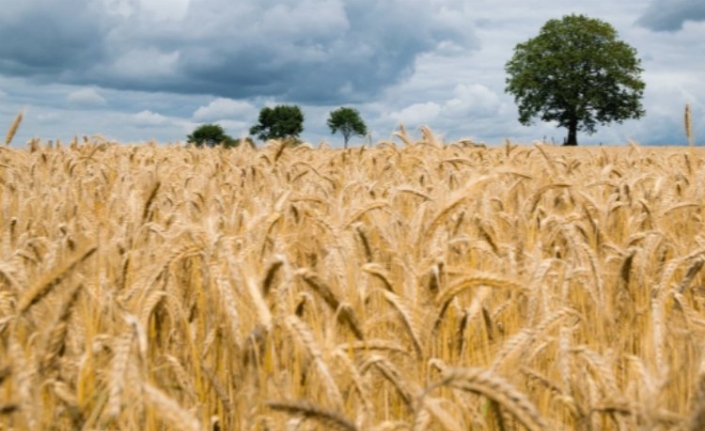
xmin=505 ymin=14 xmax=645 ymax=146
xmin=249 ymin=105 xmax=304 ymax=142
xmin=187 ymin=124 xmax=237 ymax=148
xmin=327 ymin=107 xmax=368 ymax=149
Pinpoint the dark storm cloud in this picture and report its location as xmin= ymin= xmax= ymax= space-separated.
xmin=0 ymin=0 xmax=478 ymax=104
xmin=0 ymin=1 xmax=109 ymax=76
xmin=637 ymin=0 xmax=705 ymax=31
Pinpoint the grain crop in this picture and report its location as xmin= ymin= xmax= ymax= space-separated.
xmin=686 ymin=104 xmax=694 ymax=147
xmin=4 ymin=110 xmax=23 ymax=146
xmin=2 ymin=131 xmax=705 ymax=430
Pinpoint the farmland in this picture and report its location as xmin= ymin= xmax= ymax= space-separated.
xmin=1 ymin=135 xmax=705 ymax=430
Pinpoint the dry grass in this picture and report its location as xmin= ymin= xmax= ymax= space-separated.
xmin=2 ymin=132 xmax=705 ymax=430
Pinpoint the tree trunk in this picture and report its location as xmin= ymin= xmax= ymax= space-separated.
xmin=564 ymin=117 xmax=578 ymax=146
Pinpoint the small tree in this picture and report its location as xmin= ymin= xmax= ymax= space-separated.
xmin=249 ymin=105 xmax=304 ymax=142
xmin=505 ymin=14 xmax=645 ymax=146
xmin=187 ymin=124 xmax=236 ymax=147
xmin=327 ymin=107 xmax=368 ymax=149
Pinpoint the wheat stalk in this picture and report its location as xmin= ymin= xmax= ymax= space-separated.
xmin=298 ymin=269 xmax=364 ymax=339
xmin=285 ymin=314 xmax=345 ymax=409
xmin=267 ymin=400 xmax=358 ymax=431
xmin=381 ymin=290 xmax=424 ymax=358
xmin=141 ymin=382 xmax=202 ymax=431
xmin=686 ymin=104 xmax=694 ymax=146
xmin=5 ymin=109 xmax=23 ymax=146
xmin=686 ymin=348 xmax=705 ymax=431
xmin=107 ymin=330 xmax=135 ymax=419
xmin=40 ymin=284 xmax=83 ymax=371
xmin=8 ymin=337 xmax=36 ymax=429
xmin=438 ymin=367 xmax=549 ymax=431
xmin=261 ymin=256 xmax=284 ymax=296
xmin=17 ymin=246 xmax=97 ymax=314
xmin=335 ymin=339 xmax=410 ymax=355
xmin=434 ymin=273 xmax=521 ymax=330
xmin=361 ymin=355 xmax=419 ymax=408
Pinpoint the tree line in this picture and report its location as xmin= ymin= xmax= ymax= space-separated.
xmin=187 ymin=105 xmax=367 ymax=149
xmin=189 ymin=14 xmax=646 ymax=148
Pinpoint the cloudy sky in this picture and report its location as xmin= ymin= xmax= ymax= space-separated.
xmin=1 ymin=0 xmax=704 ymax=147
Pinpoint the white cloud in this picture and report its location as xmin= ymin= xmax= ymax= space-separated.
xmin=106 ymin=49 xmax=180 ymax=79
xmin=67 ymin=88 xmax=107 ymax=106
xmin=389 ymin=102 xmax=442 ymax=126
xmin=132 ymin=110 xmax=170 ymax=127
xmin=386 ymin=85 xmax=503 ymax=133
xmin=445 ymin=84 xmax=501 ymax=118
xmin=193 ymin=98 xmax=257 ymax=122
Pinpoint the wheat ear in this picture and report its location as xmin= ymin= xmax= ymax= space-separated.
xmin=216 ymin=277 xmax=242 ymax=349
xmin=262 ymin=256 xmax=284 ymax=296
xmin=141 ymin=382 xmax=202 ymax=431
xmin=332 ymin=348 xmax=373 ymax=417
xmin=439 ymin=367 xmax=549 ymax=431
xmin=41 ymin=284 xmax=83 ymax=371
xmin=686 ymin=104 xmax=693 ymax=146
xmin=414 ymin=396 xmax=465 ymax=431
xmin=107 ymin=330 xmax=135 ymax=418
xmin=344 ymin=201 xmax=388 ymax=228
xmin=245 ymin=275 xmax=272 ymax=330
xmin=434 ymin=273 xmax=521 ymax=330
xmin=17 ymin=246 xmax=97 ymax=314
xmin=5 ymin=110 xmax=23 ymax=146
xmin=361 ymin=355 xmax=418 ymax=408
xmin=285 ymin=315 xmax=344 ymax=409
xmin=299 ymin=269 xmax=364 ymax=339
xmin=267 ymin=400 xmax=358 ymax=431
xmin=394 ymin=123 xmax=414 ymax=146
xmin=141 ymin=181 xmax=161 ymax=223
xmin=678 ymin=257 xmax=705 ymax=293
xmin=335 ymin=339 xmax=410 ymax=355
xmin=381 ymin=290 xmax=423 ymax=358
xmin=362 ymin=264 xmax=394 ymax=292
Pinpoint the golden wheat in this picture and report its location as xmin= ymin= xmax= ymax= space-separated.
xmin=1 ymin=136 xmax=705 ymax=430
xmin=267 ymin=400 xmax=358 ymax=431
xmin=686 ymin=104 xmax=693 ymax=146
xmin=437 ymin=367 xmax=549 ymax=431
xmin=4 ymin=110 xmax=23 ymax=146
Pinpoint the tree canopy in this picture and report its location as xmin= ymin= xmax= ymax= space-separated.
xmin=505 ymin=14 xmax=645 ymax=145
xmin=249 ymin=105 xmax=304 ymax=142
xmin=327 ymin=107 xmax=368 ymax=148
xmin=187 ymin=124 xmax=237 ymax=148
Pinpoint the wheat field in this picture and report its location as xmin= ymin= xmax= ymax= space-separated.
xmin=2 ymin=131 xmax=705 ymax=431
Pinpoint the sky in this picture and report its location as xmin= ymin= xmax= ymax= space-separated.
xmin=1 ymin=0 xmax=704 ymax=147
